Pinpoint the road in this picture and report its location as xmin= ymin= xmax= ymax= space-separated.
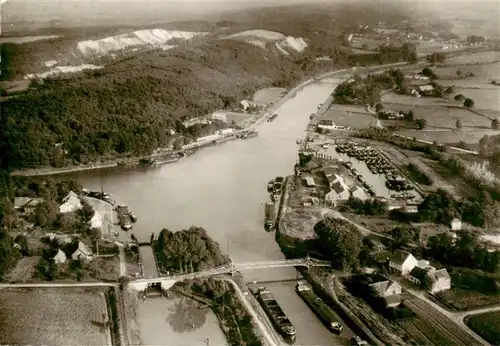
xmin=393 ymin=279 xmax=491 ymax=345
xmin=222 ymin=278 xmax=279 ymax=346
xmin=0 ymin=282 xmax=116 ymax=288
xmin=118 ymin=244 xmax=127 ymax=277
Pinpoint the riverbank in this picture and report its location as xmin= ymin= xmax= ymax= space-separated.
xmin=8 ymin=61 xmax=412 ymax=178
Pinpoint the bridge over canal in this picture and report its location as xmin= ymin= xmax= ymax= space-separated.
xmin=128 ymin=256 xmax=330 ymax=291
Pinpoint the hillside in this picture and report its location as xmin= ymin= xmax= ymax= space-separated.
xmin=0 ymin=3 xmax=413 ymax=171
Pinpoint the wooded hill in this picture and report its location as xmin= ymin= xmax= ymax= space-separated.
xmin=0 ymin=3 xmax=413 ymax=171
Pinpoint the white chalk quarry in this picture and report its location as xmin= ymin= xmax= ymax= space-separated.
xmin=224 ymin=29 xmax=307 ymax=55
xmin=76 ymin=29 xmax=207 ymax=57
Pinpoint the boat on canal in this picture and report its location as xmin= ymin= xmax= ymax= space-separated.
xmin=116 ymin=204 xmax=133 ymax=230
xmin=268 ymin=113 xmax=279 ymax=122
xmin=254 ymin=287 xmax=296 ymax=343
xmin=295 ymin=282 xmax=343 ymax=334
xmin=264 ymin=201 xmax=276 ymax=231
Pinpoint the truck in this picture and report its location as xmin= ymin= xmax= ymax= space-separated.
xmin=264 ymin=201 xmax=276 ymax=230
xmin=295 ymin=281 xmax=343 ymax=334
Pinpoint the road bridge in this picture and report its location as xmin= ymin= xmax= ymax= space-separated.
xmin=128 ymin=256 xmax=330 ymax=291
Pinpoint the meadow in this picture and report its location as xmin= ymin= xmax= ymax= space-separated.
xmin=0 ymin=287 xmax=112 ymax=345
xmin=322 ymin=104 xmax=374 ymax=128
xmin=444 ymin=51 xmax=500 ymax=65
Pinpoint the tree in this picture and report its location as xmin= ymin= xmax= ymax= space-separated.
xmin=456 ymin=69 xmax=463 ymax=77
xmin=456 ymin=119 xmax=462 ymax=129
xmin=314 ymin=217 xmax=362 ymax=270
xmin=454 ymin=94 xmax=465 ymax=102
xmin=375 ymin=103 xmax=384 ymax=112
xmin=492 ymin=119 xmax=499 ymax=130
xmin=426 ymin=52 xmax=446 ymax=64
xmin=421 ymin=67 xmax=438 ymax=79
xmin=405 ymin=110 xmax=414 ymax=122
xmin=463 ymin=98 xmax=475 ymax=109
xmin=415 ymin=118 xmax=427 ymax=130
xmin=445 ymin=86 xmax=454 ymax=94
xmin=32 ymin=200 xmax=59 ymax=227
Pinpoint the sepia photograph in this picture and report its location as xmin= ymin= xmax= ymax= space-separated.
xmin=0 ymin=0 xmax=499 ymax=345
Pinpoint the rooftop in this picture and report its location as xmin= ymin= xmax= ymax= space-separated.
xmin=390 ymin=249 xmax=413 ymax=265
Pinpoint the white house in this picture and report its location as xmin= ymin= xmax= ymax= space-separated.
xmin=450 ymin=218 xmax=462 ymax=231
xmin=53 ymin=249 xmax=67 ymax=264
xmin=59 ymin=191 xmax=83 ymax=214
xmin=317 ymin=119 xmax=337 ymax=131
xmin=429 ymin=269 xmax=451 ymax=293
xmin=13 ymin=197 xmax=43 ymax=214
xmin=389 ymin=249 xmax=418 ymax=276
xmin=240 ymin=100 xmax=267 ymax=111
xmin=369 ymin=280 xmax=402 ymax=308
xmin=408 ymin=266 xmax=451 ymax=294
xmin=351 ymin=186 xmax=370 ymax=201
xmin=418 ymin=85 xmax=435 ymax=93
xmin=325 ymin=179 xmax=350 ymax=206
xmin=71 ymin=241 xmax=93 ymax=261
xmin=89 ymin=211 xmax=103 ymax=230
xmin=303 ymin=176 xmax=316 ymax=188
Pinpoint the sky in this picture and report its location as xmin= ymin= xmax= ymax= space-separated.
xmin=1 ymin=0 xmax=498 ymax=32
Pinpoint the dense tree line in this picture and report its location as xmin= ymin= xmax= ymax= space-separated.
xmin=341 ymin=197 xmax=387 ymax=216
xmin=0 ymin=40 xmax=306 ymax=171
xmin=155 ymin=226 xmax=230 ymax=274
xmin=418 ymin=189 xmax=500 ymax=228
xmin=314 ymin=217 xmax=362 ymax=270
xmin=426 ymin=231 xmax=500 ymax=272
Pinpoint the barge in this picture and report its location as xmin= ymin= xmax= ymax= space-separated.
xmin=268 ymin=113 xmax=279 ymax=122
xmin=116 ymin=205 xmax=133 ymax=230
xmin=255 ymin=287 xmax=296 ymax=343
xmin=295 ymin=282 xmax=343 ymax=334
xmin=264 ymin=201 xmax=276 ymax=231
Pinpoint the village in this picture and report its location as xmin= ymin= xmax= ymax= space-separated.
xmin=274 ymin=51 xmax=500 ymax=344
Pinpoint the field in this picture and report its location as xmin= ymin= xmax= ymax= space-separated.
xmin=466 ymin=311 xmax=500 ymax=345
xmin=444 ymin=51 xmax=500 ymax=65
xmin=434 ymin=269 xmax=500 ymax=311
xmin=396 ymin=129 xmax=500 ymax=145
xmin=0 ymin=287 xmax=111 ymax=345
xmin=281 ymin=210 xmax=325 ymax=240
xmin=435 ymin=288 xmax=500 ymax=311
xmin=397 ymin=298 xmax=479 ymax=346
xmin=253 ymin=87 xmax=286 ymax=104
xmin=322 ymin=104 xmax=374 ymax=128
xmin=0 ymin=35 xmax=61 ymax=44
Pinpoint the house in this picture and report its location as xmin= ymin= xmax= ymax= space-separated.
xmin=450 ymin=218 xmax=462 ymax=231
xmin=59 ymin=191 xmax=83 ymax=214
xmin=351 ymin=186 xmax=370 ymax=201
xmin=389 ymin=249 xmax=418 ymax=276
xmin=71 ymin=241 xmax=93 ymax=261
xmin=182 ymin=117 xmax=211 ymax=128
xmin=13 ymin=197 xmax=43 ymax=214
xmin=408 ymin=266 xmax=451 ymax=293
xmin=89 ymin=211 xmax=103 ymax=230
xmin=418 ymin=85 xmax=435 ymax=94
xmin=53 ymin=249 xmax=67 ymax=264
xmin=325 ymin=179 xmax=350 ymax=206
xmin=369 ymin=280 xmax=402 ymax=308
xmin=429 ymin=269 xmax=451 ymax=293
xmin=303 ymin=176 xmax=316 ymax=188
xmin=240 ymin=100 xmax=267 ymax=111
xmin=317 ymin=119 xmax=337 ymax=131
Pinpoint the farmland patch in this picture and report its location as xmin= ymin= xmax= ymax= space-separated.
xmin=466 ymin=311 xmax=500 ymax=345
xmin=0 ymin=287 xmax=112 ymax=345
xmin=444 ymin=51 xmax=500 ymax=65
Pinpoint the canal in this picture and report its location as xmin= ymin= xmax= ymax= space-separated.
xmin=62 ymin=71 xmax=373 ymax=345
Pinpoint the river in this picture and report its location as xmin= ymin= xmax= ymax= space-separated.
xmin=62 ymin=65 xmax=417 ymax=344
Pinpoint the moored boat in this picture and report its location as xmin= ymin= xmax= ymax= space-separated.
xmin=255 ymin=287 xmax=296 ymax=343
xmin=296 ymin=282 xmax=343 ymax=334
